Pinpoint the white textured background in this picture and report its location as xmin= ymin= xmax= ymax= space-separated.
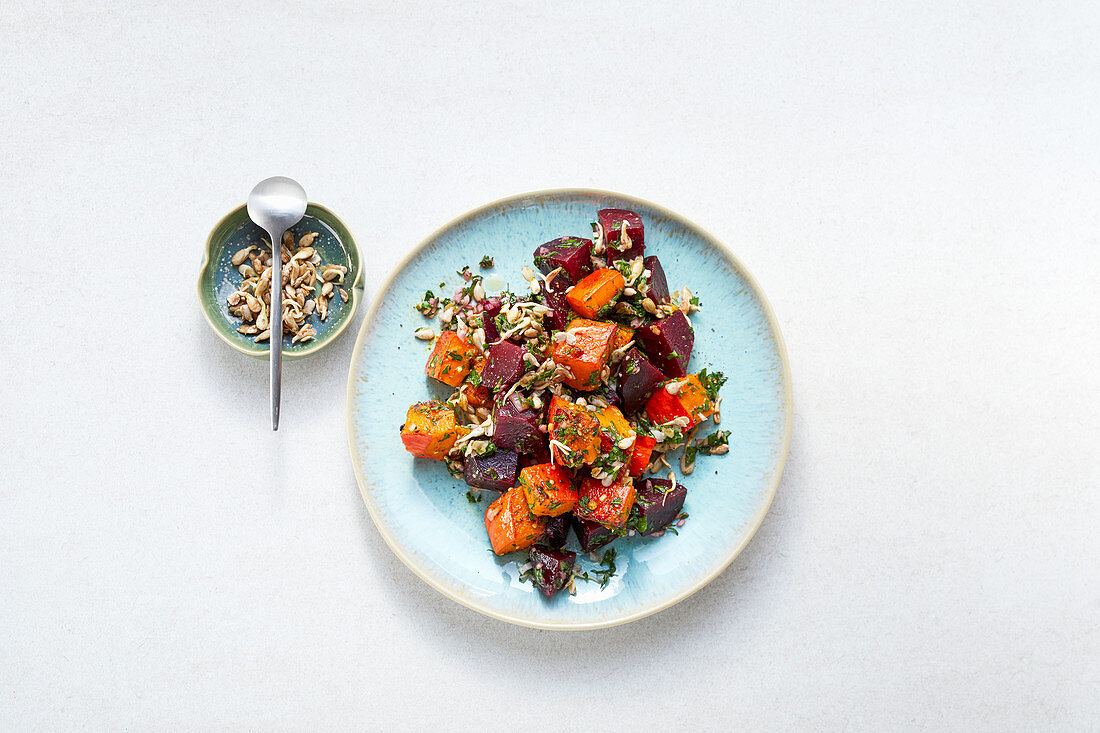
xmin=2 ymin=1 xmax=1097 ymax=730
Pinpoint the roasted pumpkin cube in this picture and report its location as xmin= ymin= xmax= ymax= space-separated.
xmin=566 ymin=268 xmax=625 ymax=319
xmin=400 ymin=401 xmax=469 ymax=460
xmin=553 ymin=319 xmax=617 ymax=391
xmin=519 ymin=463 xmax=578 ymax=516
xmin=485 ymin=487 xmax=547 ymax=555
xmin=645 ymin=373 xmax=717 ymax=429
xmin=595 ymin=405 xmax=635 ymax=446
xmin=628 ymin=434 xmax=657 ymax=476
xmin=575 ymin=476 xmax=636 ymax=528
xmin=425 ymin=331 xmax=477 ymax=387
xmin=611 ymin=325 xmax=634 ymax=354
xmin=547 ymin=395 xmax=600 ymax=467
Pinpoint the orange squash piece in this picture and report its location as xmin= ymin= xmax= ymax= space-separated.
xmin=575 ymin=476 xmax=636 ymax=528
xmin=425 ymin=331 xmax=477 ymax=387
xmin=519 ymin=463 xmax=578 ymax=517
xmin=552 ymin=318 xmax=617 ymax=391
xmin=595 ymin=405 xmax=635 ymax=446
xmin=485 ymin=487 xmax=547 ymax=555
xmin=645 ymin=374 xmax=717 ymax=429
xmin=547 ymin=395 xmax=600 ymax=468
xmin=459 ymin=355 xmax=490 ymax=409
xmin=567 ymin=268 xmax=626 ymax=319
xmin=628 ymin=434 xmax=657 ymax=476
xmin=400 ymin=401 xmax=469 ymax=459
xmin=611 ymin=325 xmax=634 ymax=353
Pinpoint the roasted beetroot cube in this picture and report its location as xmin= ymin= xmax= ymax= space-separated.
xmin=543 ymin=514 xmax=570 ymax=549
xmin=541 ymin=276 xmax=571 ymax=331
xmin=632 ymin=478 xmax=687 ymax=535
xmin=528 ymin=545 xmax=577 ymax=597
xmin=636 ymin=310 xmax=694 ymax=377
xmin=463 ymin=448 xmax=519 ymax=492
xmin=481 ymin=298 xmax=503 ymax=344
xmin=492 ymin=398 xmax=541 ymax=454
xmin=571 ymin=515 xmax=620 ymax=553
xmin=518 ymin=440 xmax=552 ymax=469
xmin=598 ymin=209 xmax=645 ymax=262
xmin=618 ymin=348 xmax=665 ymax=414
xmin=643 ymin=255 xmax=670 ymax=304
xmin=482 ymin=340 xmax=527 ymax=393
xmin=533 ymin=236 xmax=593 ymax=282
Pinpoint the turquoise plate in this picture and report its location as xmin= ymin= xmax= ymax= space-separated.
xmin=346 ymin=189 xmax=792 ymax=629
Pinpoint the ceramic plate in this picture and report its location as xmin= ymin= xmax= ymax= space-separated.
xmin=346 ymin=189 xmax=791 ymax=629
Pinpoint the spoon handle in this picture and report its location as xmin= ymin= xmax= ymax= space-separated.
xmin=270 ymin=229 xmax=283 ymax=431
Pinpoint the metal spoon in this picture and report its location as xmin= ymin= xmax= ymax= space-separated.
xmin=247 ymin=176 xmax=307 ymax=431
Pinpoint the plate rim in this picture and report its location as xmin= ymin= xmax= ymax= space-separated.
xmin=345 ymin=187 xmax=793 ymax=630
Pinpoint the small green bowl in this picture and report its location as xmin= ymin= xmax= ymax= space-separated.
xmin=197 ymin=202 xmax=363 ymax=359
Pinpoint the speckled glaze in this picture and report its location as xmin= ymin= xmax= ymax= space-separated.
xmin=197 ymin=203 xmax=363 ymax=359
xmin=346 ymin=189 xmax=792 ymax=629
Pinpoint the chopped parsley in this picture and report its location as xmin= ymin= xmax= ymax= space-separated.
xmin=479 ymin=255 xmax=494 ymax=269
xmin=575 ymin=548 xmax=618 ymax=589
xmin=465 ymin=490 xmax=482 ymax=503
xmin=697 ymin=369 xmax=728 ymax=401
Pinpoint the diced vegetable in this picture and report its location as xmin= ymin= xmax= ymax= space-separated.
xmin=481 ymin=299 xmax=503 ymax=344
xmin=491 ymin=397 xmax=541 ymax=454
xmin=547 ymin=395 xmax=600 ymax=467
xmin=611 ymin=325 xmax=634 ymax=354
xmin=425 ymin=331 xmax=477 ymax=387
xmin=571 ymin=515 xmax=619 ymax=553
xmin=643 ymin=255 xmax=670 ymax=304
xmin=519 ymin=463 xmax=578 ymax=516
xmin=617 ymin=347 xmax=665 ymax=414
xmin=528 ymin=545 xmax=577 ymax=597
xmin=464 ymin=447 xmax=519 ymax=492
xmin=628 ymin=434 xmax=656 ymax=476
xmin=566 ymin=268 xmax=625 ymax=319
xmin=645 ymin=373 xmax=717 ymax=429
xmin=481 ymin=340 xmax=526 ymax=393
xmin=575 ymin=476 xmax=636 ymax=528
xmin=543 ymin=514 xmax=570 ymax=549
xmin=553 ymin=318 xmax=616 ymax=391
xmin=485 ymin=487 xmax=547 ymax=555
xmin=542 ymin=276 xmax=572 ymax=331
xmin=532 ymin=236 xmax=593 ymax=283
xmin=635 ymin=310 xmax=694 ymax=377
xmin=400 ymin=401 xmax=468 ymax=460
xmin=598 ymin=208 xmax=645 ymax=262
xmin=595 ymin=405 xmax=635 ymax=453
xmin=631 ymin=478 xmax=687 ymax=535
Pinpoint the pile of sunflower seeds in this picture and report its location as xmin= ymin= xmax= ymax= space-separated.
xmin=226 ymin=231 xmax=348 ymax=344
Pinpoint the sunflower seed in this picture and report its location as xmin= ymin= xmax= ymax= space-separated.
xmin=231 ymin=246 xmax=255 ymax=266
xmin=414 ymin=327 xmax=435 ymax=340
xmin=521 ymin=266 xmax=535 ymax=281
xmin=322 ymin=282 xmax=333 ymax=297
xmin=255 ymin=330 xmax=270 ymax=342
xmin=339 ymin=288 xmax=348 ymax=302
xmin=642 ymin=297 xmax=657 ymax=314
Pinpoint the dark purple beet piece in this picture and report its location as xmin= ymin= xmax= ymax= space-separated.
xmin=463 ymin=448 xmax=519 ymax=492
xmin=571 ymin=515 xmax=619 ymax=553
xmin=532 ymin=236 xmax=593 ymax=282
xmin=491 ymin=397 xmax=541 ymax=454
xmin=598 ymin=209 xmax=645 ymax=262
xmin=543 ymin=514 xmax=570 ymax=549
xmin=591 ymin=382 xmax=621 ymax=409
xmin=643 ymin=255 xmax=670 ymax=304
xmin=481 ymin=298 xmax=503 ymax=344
xmin=617 ymin=348 xmax=665 ymax=414
xmin=635 ymin=310 xmax=694 ymax=377
xmin=541 ymin=276 xmax=571 ymax=332
xmin=632 ymin=478 xmax=687 ymax=535
xmin=481 ymin=340 xmax=526 ymax=393
xmin=518 ymin=441 xmax=552 ymax=469
xmin=528 ymin=545 xmax=577 ymax=597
